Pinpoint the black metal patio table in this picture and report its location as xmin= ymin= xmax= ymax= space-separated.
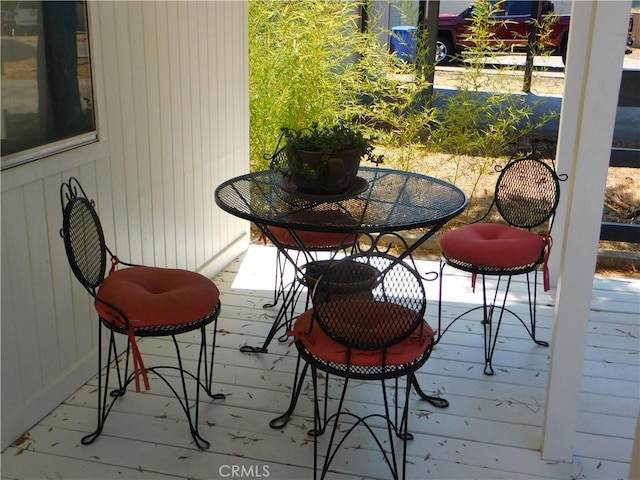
xmin=215 ymin=166 xmax=467 ymax=406
xmin=215 ymin=166 xmax=468 ymax=347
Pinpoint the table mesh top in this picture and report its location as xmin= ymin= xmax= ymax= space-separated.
xmin=215 ymin=167 xmax=467 ymax=233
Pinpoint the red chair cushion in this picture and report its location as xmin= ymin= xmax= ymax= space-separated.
xmin=95 ymin=266 xmax=220 ymax=329
xmin=290 ymin=300 xmax=434 ymax=367
xmin=438 ymin=223 xmax=545 ymax=269
xmin=268 ymin=210 xmax=359 ymax=248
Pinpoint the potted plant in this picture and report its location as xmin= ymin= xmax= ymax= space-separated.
xmin=281 ymin=122 xmax=382 ymax=195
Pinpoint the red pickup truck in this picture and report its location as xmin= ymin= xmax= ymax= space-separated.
xmin=431 ymin=0 xmax=570 ymax=64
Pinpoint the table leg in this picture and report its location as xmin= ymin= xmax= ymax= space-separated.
xmin=241 ymin=225 xmax=343 ymax=354
xmin=240 ymin=270 xmax=304 ymax=353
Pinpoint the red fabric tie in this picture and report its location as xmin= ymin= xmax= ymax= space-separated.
xmin=107 ymin=256 xmax=150 ymax=392
xmin=127 ymin=329 xmax=151 ymax=392
xmin=109 ymin=256 xmax=119 ymax=274
xmin=542 ymin=235 xmax=553 ymax=292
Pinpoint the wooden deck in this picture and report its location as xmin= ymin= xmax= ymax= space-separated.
xmin=2 ymin=245 xmax=638 ymax=480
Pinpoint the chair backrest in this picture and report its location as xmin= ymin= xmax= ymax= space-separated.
xmin=59 ymin=177 xmax=108 ymax=294
xmin=493 ymin=144 xmax=564 ymax=230
xmin=311 ymin=250 xmax=427 ymax=351
xmin=266 ymin=133 xmax=289 ymax=172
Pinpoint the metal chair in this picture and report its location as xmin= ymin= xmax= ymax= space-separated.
xmin=59 ymin=177 xmax=225 ymax=449
xmin=271 ymin=233 xmax=436 ymax=480
xmin=252 ymin=140 xmax=360 ymax=351
xmin=437 ymin=142 xmax=567 ymax=375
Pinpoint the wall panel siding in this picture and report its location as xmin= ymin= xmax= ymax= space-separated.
xmin=1 ymin=0 xmax=249 ymax=450
xmin=178 ymin=3 xmax=196 ymax=271
xmin=155 ymin=2 xmax=178 ymax=269
xmin=199 ymin=1 xmax=213 ymax=264
xmin=128 ymin=1 xmax=155 ymax=267
xmin=1 ymin=235 xmax=21 ymax=413
xmin=2 ymin=187 xmax=43 ymax=398
xmin=97 ymin=2 xmax=130 ymax=260
xmin=142 ymin=2 xmax=167 ymax=268
xmin=24 ymin=180 xmax=60 ymax=385
xmin=116 ymin=1 xmax=144 ymax=264
xmin=45 ymin=173 xmax=80 ymax=373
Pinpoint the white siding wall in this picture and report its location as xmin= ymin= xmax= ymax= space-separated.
xmin=1 ymin=0 xmax=249 ymax=450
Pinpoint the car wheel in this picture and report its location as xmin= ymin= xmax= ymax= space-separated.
xmin=559 ymin=36 xmax=568 ymax=65
xmin=436 ymin=36 xmax=454 ymax=64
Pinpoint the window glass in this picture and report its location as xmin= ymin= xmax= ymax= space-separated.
xmin=506 ymin=1 xmax=532 ymax=16
xmin=1 ymin=1 xmax=96 ymax=169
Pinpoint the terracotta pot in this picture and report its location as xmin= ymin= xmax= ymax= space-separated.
xmin=292 ymin=148 xmax=362 ymax=194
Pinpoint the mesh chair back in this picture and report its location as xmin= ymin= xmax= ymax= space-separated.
xmin=269 ymin=145 xmax=289 ymax=172
xmin=60 ymin=179 xmax=108 ymax=292
xmin=494 ymin=156 xmax=561 ymax=230
xmin=312 ymin=253 xmax=426 ymax=351
xmin=266 ymin=132 xmax=289 ymax=172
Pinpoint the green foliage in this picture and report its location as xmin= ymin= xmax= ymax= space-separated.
xmin=249 ymin=0 xmax=558 ymax=208
xmin=463 ymin=0 xmax=508 ymax=59
xmin=248 ymin=1 xmax=362 ymax=170
xmin=281 ymin=121 xmax=382 ymax=184
xmin=340 ymin=6 xmax=438 ymax=171
xmin=532 ymin=12 xmax=561 ymax=56
xmin=281 ymin=122 xmax=375 ymax=157
xmin=249 ymin=0 xmax=439 ymax=173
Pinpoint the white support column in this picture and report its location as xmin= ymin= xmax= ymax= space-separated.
xmin=630 ymin=409 xmax=640 ymax=479
xmin=542 ymin=0 xmax=631 ymax=462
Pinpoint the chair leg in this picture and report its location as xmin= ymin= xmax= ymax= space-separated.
xmin=278 ymin=273 xmax=306 ymax=343
xmin=269 ymin=355 xmax=310 ymax=429
xmin=380 ymin=379 xmax=401 ymax=478
xmin=173 ymin=334 xmax=209 ymax=448
xmin=308 ymin=367 xmax=330 ymax=439
xmin=311 ymin=374 xmax=411 ymax=480
xmin=525 ymin=270 xmax=550 ymax=348
xmin=83 ymin=323 xmax=224 ymax=449
xmin=202 ymin=323 xmax=227 ymax=400
xmin=439 ymin=263 xmax=549 ymax=375
xmin=155 ymin=327 xmax=226 ymax=449
xmin=436 ymin=259 xmax=449 ymax=344
xmin=410 ymin=375 xmax=449 ymax=408
xmin=82 ymin=327 xmax=127 ymax=445
xmin=318 ymin=376 xmax=350 ymax=480
xmin=480 ymin=273 xmax=549 ymax=375
xmin=244 ymin=274 xmax=306 ymax=353
xmin=400 ymin=375 xmax=413 ymax=480
xmin=264 ymin=249 xmax=288 ymax=309
xmin=480 ymin=274 xmax=508 ymax=375
xmin=141 ymin=332 xmax=215 ymax=449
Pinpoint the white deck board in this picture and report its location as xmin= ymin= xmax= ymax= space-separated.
xmin=2 ymin=245 xmax=638 ymax=480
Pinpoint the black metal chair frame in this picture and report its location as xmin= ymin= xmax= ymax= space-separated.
xmin=270 ymin=232 xmax=440 ymax=480
xmin=59 ymin=177 xmax=225 ymax=449
xmin=244 ymin=139 xmax=359 ymax=353
xmin=438 ymin=142 xmax=568 ymax=375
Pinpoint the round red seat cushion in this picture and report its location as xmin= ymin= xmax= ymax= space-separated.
xmin=268 ymin=210 xmax=359 ymax=248
xmin=290 ymin=299 xmax=434 ymax=367
xmin=95 ymin=266 xmax=220 ymax=329
xmin=438 ymin=223 xmax=545 ymax=269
